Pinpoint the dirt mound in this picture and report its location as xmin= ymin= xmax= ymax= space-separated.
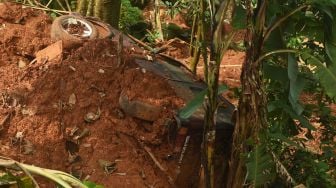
xmin=0 ymin=3 xmax=184 ymax=187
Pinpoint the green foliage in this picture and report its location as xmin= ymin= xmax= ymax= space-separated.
xmin=145 ymin=30 xmax=161 ymax=44
xmin=246 ymin=143 xmax=276 ymax=187
xmin=163 ymin=0 xmax=188 ymax=19
xmin=119 ymin=0 xmax=143 ymax=32
xmin=288 ymin=54 xmax=305 ymax=115
xmin=303 ymin=53 xmax=336 ymax=99
xmin=283 ymin=150 xmax=336 ymax=187
xmin=0 ymin=173 xmax=34 ymax=188
xmin=232 ymin=2 xmax=247 ymax=30
xmin=84 ymin=181 xmax=104 ymax=188
xmin=242 ymin=0 xmax=336 ymax=186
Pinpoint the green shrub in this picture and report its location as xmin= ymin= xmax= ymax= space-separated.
xmin=119 ymin=0 xmax=143 ymax=32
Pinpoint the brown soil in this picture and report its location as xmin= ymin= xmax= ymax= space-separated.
xmin=64 ymin=22 xmax=86 ymax=37
xmin=0 ymin=3 xmax=184 ymax=187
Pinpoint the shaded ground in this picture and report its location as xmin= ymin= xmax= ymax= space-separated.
xmin=0 ymin=3 xmax=185 ymax=187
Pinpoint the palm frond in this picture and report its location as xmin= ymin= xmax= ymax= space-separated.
xmin=246 ymin=143 xmax=275 ymax=188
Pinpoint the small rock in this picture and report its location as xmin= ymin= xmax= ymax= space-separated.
xmin=141 ymin=68 xmax=146 ymax=74
xmin=98 ymin=92 xmax=106 ymax=98
xmin=0 ymin=24 xmax=6 ymax=30
xmin=98 ymin=69 xmax=105 ymax=74
xmin=146 ymin=55 xmax=153 ymax=61
xmin=68 ymin=93 xmax=76 ymax=106
xmin=18 ymin=60 xmax=27 ymax=68
xmin=82 ymin=143 xmax=92 ymax=148
xmin=15 ymin=132 xmax=24 ymax=140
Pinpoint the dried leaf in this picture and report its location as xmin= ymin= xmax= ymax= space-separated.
xmin=84 ymin=108 xmax=101 ymax=123
xmin=98 ymin=159 xmax=117 ymax=174
xmin=23 ymin=140 xmax=34 ymax=155
xmin=65 ymin=140 xmax=79 ymax=154
xmin=21 ymin=107 xmax=36 ymax=116
xmin=73 ymin=128 xmax=90 ymax=140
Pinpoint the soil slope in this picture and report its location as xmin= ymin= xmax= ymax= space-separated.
xmin=0 ymin=3 xmax=184 ymax=187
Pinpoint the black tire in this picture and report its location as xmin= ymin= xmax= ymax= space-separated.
xmin=85 ymin=17 xmax=115 ymax=39
xmin=50 ymin=15 xmax=98 ymax=47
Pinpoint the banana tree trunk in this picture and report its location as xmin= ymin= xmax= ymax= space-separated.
xmin=76 ymin=0 xmax=121 ymax=28
xmin=103 ymin=0 xmax=121 ymax=28
xmin=226 ymin=0 xmax=268 ymax=187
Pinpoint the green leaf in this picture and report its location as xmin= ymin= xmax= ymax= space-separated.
xmin=325 ymin=40 xmax=336 ymax=63
xmin=232 ymin=5 xmax=246 ymax=30
xmin=288 ymin=54 xmax=305 ymax=115
xmin=305 ymin=57 xmax=336 ymax=99
xmin=178 ymin=85 xmax=228 ymax=119
xmin=263 ymin=63 xmax=288 ymax=84
xmin=19 ymin=176 xmax=34 ymax=188
xmin=84 ymin=181 xmax=104 ymax=188
xmin=246 ymin=144 xmax=275 ymax=187
xmin=324 ymin=7 xmax=336 ymax=64
xmin=268 ymin=100 xmax=315 ymax=130
xmin=264 ymin=27 xmax=284 ymax=52
xmin=284 ymin=105 xmax=316 ymax=130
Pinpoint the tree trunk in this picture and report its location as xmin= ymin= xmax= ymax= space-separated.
xmin=103 ymin=0 xmax=121 ymax=28
xmin=76 ymin=0 xmax=121 ymax=28
xmin=226 ymin=0 xmax=268 ymax=187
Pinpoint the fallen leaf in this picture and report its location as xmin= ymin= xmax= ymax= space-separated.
xmin=65 ymin=140 xmax=79 ymax=154
xmin=114 ymin=108 xmax=125 ymax=119
xmin=23 ymin=140 xmax=34 ymax=155
xmin=73 ymin=128 xmax=90 ymax=140
xmin=84 ymin=108 xmax=101 ymax=123
xmin=68 ymin=153 xmax=81 ymax=164
xmin=21 ymin=107 xmax=36 ymax=116
xmin=98 ymin=159 xmax=117 ymax=174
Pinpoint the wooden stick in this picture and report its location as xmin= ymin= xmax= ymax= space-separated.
xmin=143 ymin=146 xmax=167 ymax=171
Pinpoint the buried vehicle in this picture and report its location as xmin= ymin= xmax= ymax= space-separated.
xmin=131 ymin=55 xmax=236 ymax=187
xmin=48 ymin=14 xmax=235 ymax=187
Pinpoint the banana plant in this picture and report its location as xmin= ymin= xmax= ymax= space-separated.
xmin=227 ymin=0 xmax=336 ymax=187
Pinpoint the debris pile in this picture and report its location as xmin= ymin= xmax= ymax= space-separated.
xmin=0 ymin=3 xmax=184 ymax=187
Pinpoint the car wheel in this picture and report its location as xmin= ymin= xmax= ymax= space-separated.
xmin=50 ymin=15 xmax=98 ymax=48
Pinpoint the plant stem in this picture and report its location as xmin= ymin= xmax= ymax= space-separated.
xmin=154 ymin=0 xmax=164 ymax=40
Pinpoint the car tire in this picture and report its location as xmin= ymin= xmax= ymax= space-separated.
xmin=50 ymin=15 xmax=98 ymax=48
xmin=85 ymin=16 xmax=114 ymax=39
